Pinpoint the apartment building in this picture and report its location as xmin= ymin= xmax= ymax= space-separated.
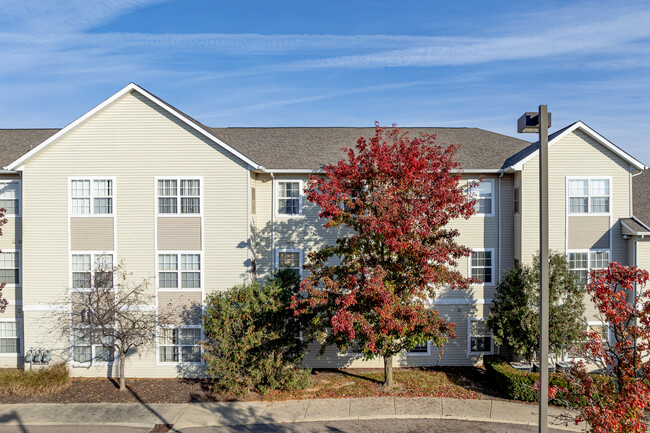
xmin=0 ymin=83 xmax=647 ymax=377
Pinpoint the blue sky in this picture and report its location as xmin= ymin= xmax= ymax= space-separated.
xmin=2 ymin=0 xmax=650 ymax=162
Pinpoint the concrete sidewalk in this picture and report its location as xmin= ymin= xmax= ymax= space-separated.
xmin=0 ymin=397 xmax=585 ymax=431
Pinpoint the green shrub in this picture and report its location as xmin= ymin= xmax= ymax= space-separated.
xmin=484 ymin=355 xmax=583 ymax=405
xmin=202 ymin=271 xmax=311 ymax=396
xmin=0 ymin=362 xmax=70 ymax=396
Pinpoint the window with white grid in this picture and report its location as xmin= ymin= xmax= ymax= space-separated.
xmin=0 ymin=181 xmax=19 ymax=216
xmin=71 ymin=179 xmax=113 ymax=215
xmin=468 ymin=180 xmax=494 ymax=216
xmin=470 ymin=250 xmax=493 ymax=285
xmin=277 ymin=181 xmax=302 ymax=216
xmin=275 ymin=250 xmax=302 ymax=278
xmin=407 ymin=340 xmax=430 ymax=355
xmin=0 ymin=252 xmax=19 ymax=286
xmin=568 ymin=178 xmax=610 ymax=214
xmin=569 ymin=250 xmax=609 ymax=285
xmin=468 ymin=318 xmax=492 ymax=355
xmin=0 ymin=322 xmax=20 ymax=354
xmin=71 ymin=253 xmax=114 ymax=289
xmin=158 ymin=327 xmax=202 ymax=363
xmin=158 ymin=253 xmax=201 ymax=289
xmin=157 ymin=179 xmax=200 ymax=214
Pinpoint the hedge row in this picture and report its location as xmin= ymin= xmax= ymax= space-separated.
xmin=483 ymin=355 xmax=573 ymax=404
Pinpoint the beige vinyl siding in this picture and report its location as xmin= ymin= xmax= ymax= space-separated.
xmin=567 ymin=216 xmax=610 ymax=249
xmin=21 ymin=90 xmax=250 ymax=377
xmin=302 ymin=303 xmax=493 ymax=368
xmin=157 ymin=217 xmax=201 ymax=251
xmin=158 ymin=291 xmax=202 ymax=324
xmin=70 ymin=217 xmax=114 ymax=251
xmin=520 ymin=130 xmax=631 ymax=265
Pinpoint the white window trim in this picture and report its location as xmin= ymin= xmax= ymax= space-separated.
xmin=68 ymin=177 xmax=116 ymax=217
xmin=156 ymin=250 xmax=203 ymax=292
xmin=468 ymin=248 xmax=495 ymax=287
xmin=69 ymin=324 xmax=116 ymax=367
xmin=155 ymin=176 xmax=204 ymax=217
xmin=69 ymin=251 xmax=116 ymax=291
xmin=405 ymin=340 xmax=431 ymax=357
xmin=567 ymin=249 xmax=611 ymax=284
xmin=565 ymin=320 xmax=610 ymax=361
xmin=0 ymin=249 xmax=21 ymax=289
xmin=566 ymin=176 xmax=612 ymax=216
xmin=274 ymin=249 xmax=304 ymax=278
xmin=0 ymin=179 xmax=21 ymax=217
xmin=274 ymin=179 xmax=304 ymax=218
xmin=156 ymin=324 xmax=204 ymax=365
xmin=468 ymin=178 xmax=494 ymax=217
xmin=0 ymin=318 xmax=22 ymax=356
xmin=467 ymin=317 xmax=494 ymax=356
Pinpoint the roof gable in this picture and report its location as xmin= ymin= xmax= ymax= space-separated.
xmin=511 ymin=121 xmax=646 ymax=171
xmin=4 ymin=83 xmax=262 ymax=171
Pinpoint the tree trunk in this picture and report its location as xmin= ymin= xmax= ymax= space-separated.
xmin=383 ymin=355 xmax=394 ymax=388
xmin=119 ymin=352 xmax=126 ymax=391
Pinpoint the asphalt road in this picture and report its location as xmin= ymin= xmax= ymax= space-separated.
xmin=1 ymin=419 xmax=575 ymax=433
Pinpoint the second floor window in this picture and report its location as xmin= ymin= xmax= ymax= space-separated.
xmin=568 ymin=178 xmax=610 ymax=214
xmin=71 ymin=253 xmax=114 ymax=289
xmin=468 ymin=180 xmax=493 ymax=216
xmin=158 ymin=179 xmax=201 ymax=214
xmin=470 ymin=250 xmax=493 ymax=285
xmin=0 ymin=181 xmax=19 ymax=216
xmin=277 ymin=181 xmax=302 ymax=216
xmin=158 ymin=253 xmax=201 ymax=289
xmin=0 ymin=252 xmax=19 ymax=286
xmin=71 ymin=179 xmax=113 ymax=215
xmin=569 ymin=250 xmax=609 ymax=285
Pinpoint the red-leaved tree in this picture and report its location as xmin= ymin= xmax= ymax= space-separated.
xmin=292 ymin=124 xmax=476 ymax=387
xmin=0 ymin=206 xmax=8 ymax=313
xmin=567 ymin=262 xmax=650 ymax=433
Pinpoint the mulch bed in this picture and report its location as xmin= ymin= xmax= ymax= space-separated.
xmin=0 ymin=366 xmax=500 ymax=404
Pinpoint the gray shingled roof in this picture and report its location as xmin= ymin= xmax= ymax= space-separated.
xmin=0 ymin=126 xmax=531 ymax=172
xmin=621 ymin=218 xmax=650 ymax=234
xmin=0 ymin=129 xmax=59 ymax=168
xmin=207 ymin=127 xmax=531 ymax=170
xmin=634 ymin=170 xmax=650 ymax=228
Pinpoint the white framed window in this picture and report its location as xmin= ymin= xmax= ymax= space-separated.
xmin=566 ymin=321 xmax=609 ymax=359
xmin=70 ymin=178 xmax=114 ymax=215
xmin=71 ymin=327 xmax=114 ymax=364
xmin=275 ymin=249 xmax=303 ymax=278
xmin=0 ymin=321 xmax=21 ymax=355
xmin=157 ymin=178 xmax=201 ymax=215
xmin=468 ymin=318 xmax=493 ymax=355
xmin=71 ymin=253 xmax=114 ymax=290
xmin=568 ymin=250 xmax=609 ymax=285
xmin=469 ymin=249 xmax=494 ymax=285
xmin=406 ymin=340 xmax=430 ymax=356
xmin=157 ymin=252 xmax=201 ymax=290
xmin=276 ymin=180 xmax=303 ymax=217
xmin=468 ymin=179 xmax=494 ymax=216
xmin=0 ymin=180 xmax=20 ymax=216
xmin=0 ymin=251 xmax=19 ymax=287
xmin=158 ymin=326 xmax=202 ymax=364
xmin=567 ymin=177 xmax=610 ymax=215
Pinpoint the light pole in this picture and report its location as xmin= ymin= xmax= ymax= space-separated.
xmin=518 ymin=106 xmax=551 ymax=433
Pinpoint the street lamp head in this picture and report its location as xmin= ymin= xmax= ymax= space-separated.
xmin=518 ymin=110 xmax=552 ymax=134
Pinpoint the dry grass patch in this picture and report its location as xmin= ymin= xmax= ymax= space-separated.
xmin=263 ymin=368 xmax=481 ymax=401
xmin=0 ymin=363 xmax=70 ymax=396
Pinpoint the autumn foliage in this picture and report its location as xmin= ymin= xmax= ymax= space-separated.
xmin=292 ymin=123 xmax=476 ymax=386
xmin=566 ymin=262 xmax=650 ymax=433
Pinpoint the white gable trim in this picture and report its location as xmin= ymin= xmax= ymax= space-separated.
xmin=4 ymin=83 xmax=263 ymax=171
xmin=512 ymin=121 xmax=646 ymax=171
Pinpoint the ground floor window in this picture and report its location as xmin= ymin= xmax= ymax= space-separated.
xmin=406 ymin=340 xmax=430 ymax=355
xmin=275 ymin=249 xmax=303 ymax=278
xmin=0 ymin=321 xmax=20 ymax=354
xmin=568 ymin=250 xmax=609 ymax=285
xmin=567 ymin=321 xmax=609 ymax=358
xmin=468 ymin=318 xmax=493 ymax=355
xmin=158 ymin=326 xmax=202 ymax=363
xmin=71 ymin=327 xmax=114 ymax=364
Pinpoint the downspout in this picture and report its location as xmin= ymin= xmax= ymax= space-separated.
xmin=270 ymin=172 xmax=276 ymax=273
xmin=498 ymin=174 xmax=503 ymax=284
